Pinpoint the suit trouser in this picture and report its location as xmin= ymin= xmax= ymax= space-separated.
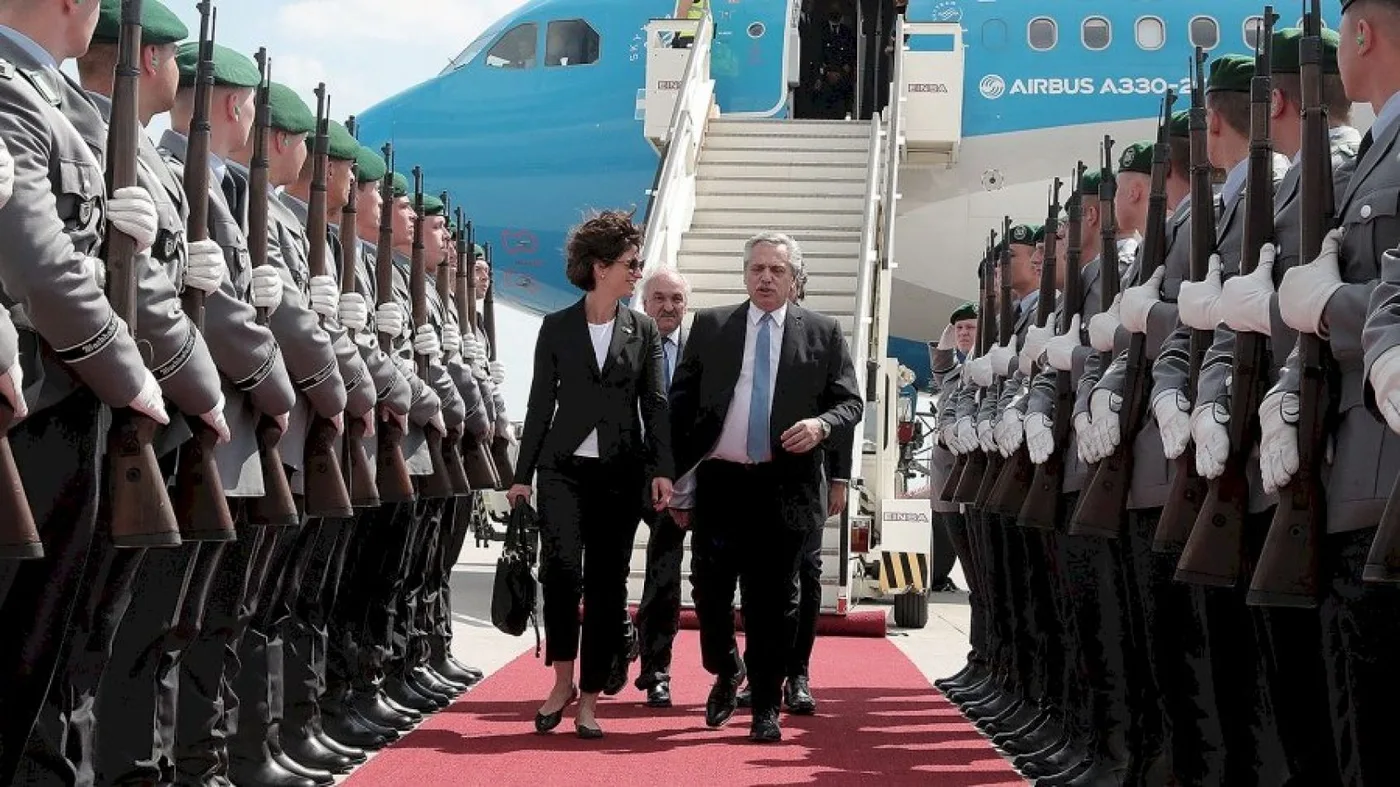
xmin=536 ymin=458 xmax=642 ymax=694
xmin=786 ymin=519 xmax=824 ymax=680
xmin=1320 ymin=526 xmax=1400 ymax=787
xmin=636 ymin=512 xmax=687 ymax=689
xmin=0 ymin=390 xmax=105 ymax=785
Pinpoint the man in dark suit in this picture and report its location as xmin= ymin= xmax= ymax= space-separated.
xmin=668 ymin=232 xmax=862 ymax=743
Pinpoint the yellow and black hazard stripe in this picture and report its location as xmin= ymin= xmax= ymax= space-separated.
xmin=879 ymin=551 xmax=929 ymax=594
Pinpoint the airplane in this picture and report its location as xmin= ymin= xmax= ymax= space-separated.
xmin=356 ymin=0 xmax=1368 ymax=388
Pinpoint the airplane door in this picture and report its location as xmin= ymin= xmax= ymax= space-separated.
xmin=710 ymin=0 xmax=796 ymax=116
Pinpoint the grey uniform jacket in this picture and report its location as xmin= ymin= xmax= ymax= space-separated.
xmin=0 ymin=44 xmax=150 ymax=416
xmin=326 ymin=226 xmax=412 ymax=415
xmin=928 ymin=344 xmax=962 ymax=513
xmin=438 ymin=295 xmax=493 ymax=442
xmin=1293 ymin=118 xmax=1400 ymax=530
xmin=0 ymin=306 xmax=16 ymax=375
xmin=470 ymin=310 xmax=509 ymax=431
xmin=158 ymin=130 xmax=296 ymax=497
xmin=390 ymin=251 xmax=467 ymax=426
xmin=356 ymin=240 xmax=440 ymax=425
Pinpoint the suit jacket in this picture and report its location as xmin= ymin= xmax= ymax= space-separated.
xmin=517 ymin=299 xmax=674 ymax=484
xmin=670 ymin=301 xmax=862 ymax=530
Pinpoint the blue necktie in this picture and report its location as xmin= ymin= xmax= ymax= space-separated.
xmin=747 ymin=314 xmax=773 ymax=463
xmin=662 ymin=337 xmax=674 ymax=394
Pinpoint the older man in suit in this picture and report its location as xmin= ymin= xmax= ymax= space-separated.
xmin=668 ymin=231 xmax=861 ymax=743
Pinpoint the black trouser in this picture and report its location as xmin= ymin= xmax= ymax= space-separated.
xmin=283 ymin=515 xmax=356 ymax=738
xmin=343 ymin=501 xmax=416 ymax=696
xmin=689 ymin=460 xmax=808 ymax=715
xmin=430 ymin=495 xmax=475 ymax=647
xmin=635 ymin=511 xmax=687 ymax=689
xmin=388 ymin=497 xmax=450 ymax=673
xmin=943 ymin=510 xmax=988 ymax=671
xmin=1321 ymin=526 xmax=1400 ymax=787
xmin=536 ymin=457 xmax=642 ymax=694
xmin=0 ymin=390 xmax=104 ymax=785
xmin=323 ymin=507 xmax=391 ymax=708
xmin=787 ymin=520 xmax=824 ymax=680
xmin=928 ymin=512 xmax=956 ymax=585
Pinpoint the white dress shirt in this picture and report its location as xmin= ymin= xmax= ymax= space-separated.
xmin=572 ymin=318 xmax=615 ymax=458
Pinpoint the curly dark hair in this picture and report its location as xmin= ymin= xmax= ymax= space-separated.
xmin=565 ymin=209 xmax=643 ymax=291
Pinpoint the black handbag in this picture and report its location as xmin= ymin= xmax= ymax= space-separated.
xmin=491 ymin=501 xmax=541 ymax=655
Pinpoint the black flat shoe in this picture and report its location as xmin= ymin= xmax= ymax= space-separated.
xmin=535 ymin=687 xmax=579 ymax=733
xmin=575 ymin=721 xmax=604 ymax=740
xmin=646 ymin=682 xmax=672 ymax=708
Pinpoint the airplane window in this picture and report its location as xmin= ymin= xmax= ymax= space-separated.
xmin=981 ymin=18 xmax=1008 ymax=50
xmin=486 ymin=22 xmax=538 ymax=69
xmin=1295 ymin=17 xmax=1329 ymax=29
xmin=1189 ymin=16 xmax=1219 ymax=50
xmin=1136 ymin=17 xmax=1165 ymax=50
xmin=1027 ymin=18 xmax=1056 ymax=51
xmin=1082 ymin=16 xmax=1111 ymax=50
xmin=1244 ymin=16 xmax=1264 ymax=51
xmin=545 ymin=19 xmax=600 ymax=67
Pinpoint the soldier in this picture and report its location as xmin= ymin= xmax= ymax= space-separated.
xmin=1267 ymin=1 xmax=1400 ymax=782
xmin=0 ymin=0 xmax=178 ymax=781
xmin=158 ymin=42 xmax=299 ymax=786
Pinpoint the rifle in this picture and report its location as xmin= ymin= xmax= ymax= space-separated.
xmin=1073 ymin=94 xmax=1178 ymax=536
xmin=1020 ymin=162 xmax=1087 ymax=530
xmin=1178 ymin=10 xmax=1279 ymax=586
xmin=987 ymin=181 xmax=1063 ymax=516
xmin=410 ymin=168 xmax=456 ymax=498
xmin=372 ymin=146 xmax=416 ymax=503
xmin=244 ymin=50 xmax=299 ymax=527
xmin=169 ymin=2 xmax=235 ymax=541
xmin=950 ymin=233 xmax=998 ymax=503
xmin=481 ymin=244 xmax=517 ymax=486
xmin=338 ymin=116 xmax=379 ymax=508
xmin=973 ymin=216 xmax=1014 ymax=507
xmin=299 ymin=86 xmax=354 ymax=518
xmin=1252 ymin=0 xmax=1333 ymax=597
xmin=1154 ymin=48 xmax=1216 ymax=553
xmin=436 ymin=191 xmax=472 ymax=495
xmin=454 ymin=212 xmax=501 ymax=489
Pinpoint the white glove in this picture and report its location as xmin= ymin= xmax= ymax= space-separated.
xmin=1045 ymin=315 xmax=1082 ymax=372
xmin=338 ymin=293 xmax=368 ymax=332
xmin=250 ymin=266 xmax=282 ymax=313
xmin=987 ymin=338 xmax=1017 ymax=378
xmin=127 ymin=369 xmax=170 ymax=425
xmin=0 ymin=360 xmax=27 ymax=420
xmin=1220 ymin=244 xmax=1277 ymax=335
xmin=1191 ymin=402 xmax=1231 ymax=479
xmin=1025 ymin=413 xmax=1054 ymax=464
xmin=994 ymin=408 xmax=1023 ymax=456
xmin=472 ymin=340 xmax=488 ymax=368
xmin=1258 ymin=390 xmax=1299 ymax=494
xmin=0 ymin=136 xmax=14 ymax=210
xmin=374 ymin=302 xmax=404 ymax=339
xmin=1088 ymin=297 xmax=1122 ymax=352
xmin=308 ymin=275 xmax=339 ymax=321
xmin=1179 ymin=253 xmax=1225 ymax=331
xmin=940 ymin=421 xmax=960 ymax=454
xmin=936 ymin=324 xmax=956 ymax=351
xmin=200 ymin=393 xmax=231 ymax=444
xmin=1120 ymin=268 xmax=1165 ymax=335
xmin=106 ymin=186 xmax=158 ymax=254
xmin=955 ymin=416 xmax=977 ymax=453
xmin=461 ymin=331 xmax=483 ymax=366
xmin=490 ymin=360 xmax=505 ymax=385
xmin=1020 ymin=324 xmax=1052 ymax=375
xmin=966 ymin=354 xmax=994 ymax=388
xmin=1086 ymin=389 xmax=1123 ymax=463
xmin=976 ymin=416 xmax=995 ymax=453
xmin=1369 ymin=344 xmax=1400 ymax=435
xmin=1073 ymin=412 xmax=1094 ymax=465
xmin=413 ymin=324 xmax=441 ymax=360
xmin=441 ymin=322 xmax=462 ymax=357
xmin=183 ymin=238 xmax=225 ymax=294
xmin=1153 ymin=389 xmax=1192 ymax=460
xmin=1279 ymin=227 xmax=1345 ymax=336
xmin=83 ymin=255 xmax=106 ymax=291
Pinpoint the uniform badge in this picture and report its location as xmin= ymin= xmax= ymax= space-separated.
xmin=78 ymin=199 xmax=93 ymax=226
xmin=162 ymin=233 xmax=178 ymax=260
xmin=1120 ymin=148 xmax=1134 ymax=169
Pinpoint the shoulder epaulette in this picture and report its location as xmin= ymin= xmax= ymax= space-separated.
xmin=0 ymin=58 xmax=13 ymax=80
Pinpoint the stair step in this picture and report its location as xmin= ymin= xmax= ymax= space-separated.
xmin=693 ymin=191 xmax=866 ymax=214
xmin=679 ymin=269 xmax=857 ymax=291
xmin=689 ymin=208 xmax=864 ymax=232
xmin=678 ymin=251 xmax=862 ymax=276
xmin=704 ymin=132 xmax=870 ymax=152
xmin=698 ymin=161 xmax=870 ymax=181
xmin=707 ymin=118 xmax=873 ymax=137
xmin=696 ymin=175 xmax=867 ymax=197
xmin=700 ymin=146 xmax=870 ymax=166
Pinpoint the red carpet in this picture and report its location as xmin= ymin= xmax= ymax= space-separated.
xmin=627 ymin=606 xmax=889 ymax=638
xmin=346 ymin=632 xmax=1023 ymax=786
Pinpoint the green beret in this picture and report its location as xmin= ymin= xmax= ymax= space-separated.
xmin=265 ymin=82 xmax=314 ymax=135
xmin=1270 ymin=27 xmax=1340 ymax=75
xmin=1079 ymin=168 xmax=1103 ymax=197
xmin=323 ymin=121 xmax=359 ymax=161
xmin=1032 ymin=225 xmax=1046 ymax=243
xmin=94 ymin=0 xmax=187 ymax=46
xmin=1008 ymin=224 xmax=1040 ymax=246
xmin=949 ymin=302 xmax=977 ymax=324
xmin=355 ymin=146 xmax=386 ymax=183
xmin=1207 ymin=54 xmax=1254 ymax=93
xmin=176 ymin=42 xmax=261 ymax=89
xmin=473 ymin=243 xmax=486 ymax=259
xmin=1118 ymin=141 xmax=1153 ymax=175
xmin=1169 ymin=109 xmax=1190 ymax=139
xmin=419 ymin=193 xmax=444 ymax=216
xmin=391 ymin=172 xmax=409 ymax=199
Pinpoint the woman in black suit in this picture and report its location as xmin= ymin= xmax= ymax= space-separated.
xmin=507 ymin=210 xmax=674 ymax=738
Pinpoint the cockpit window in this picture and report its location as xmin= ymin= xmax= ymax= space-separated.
xmin=486 ymin=23 xmax=538 ymax=69
xmin=1189 ymin=16 xmax=1219 ymax=50
xmin=1027 ymin=18 xmax=1056 ymax=51
xmin=546 ymin=20 xmax=601 ymax=67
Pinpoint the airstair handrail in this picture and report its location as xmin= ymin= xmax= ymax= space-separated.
xmin=852 ymin=110 xmax=886 ymax=402
xmin=880 ymin=15 xmax=907 ymax=274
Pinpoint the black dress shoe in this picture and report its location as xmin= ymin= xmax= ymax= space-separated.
xmin=935 ymin=662 xmax=976 ymax=691
xmin=228 ymin=744 xmax=317 ymax=787
xmin=272 ymin=747 xmax=336 ymax=786
xmin=646 ymin=682 xmax=672 ymax=708
xmin=384 ymin=676 xmax=441 ymax=713
xmin=783 ymin=677 xmax=816 ymax=715
xmin=311 ymin=726 xmax=367 ymax=763
xmin=416 ymin=665 xmax=467 ymax=695
xmin=351 ymin=691 xmax=418 ymax=730
xmin=431 ymin=656 xmax=480 ymax=686
xmin=749 ymin=708 xmax=781 ymax=743
xmin=735 ymin=686 xmax=752 ymax=709
xmin=446 ymin=657 xmax=483 ymax=683
xmin=535 ymin=686 xmax=579 ymax=733
xmin=280 ymin=732 xmax=354 ymax=775
xmin=575 ymin=721 xmax=604 ymax=740
xmin=379 ymin=691 xmax=421 ymax=717
xmin=407 ymin=668 xmax=459 ymax=700
xmin=705 ymin=667 xmax=746 ymax=728
xmin=320 ymin=708 xmax=393 ymax=750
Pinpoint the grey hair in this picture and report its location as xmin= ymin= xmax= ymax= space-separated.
xmin=743 ymin=231 xmax=805 ymax=280
xmin=639 ymin=266 xmax=692 ymax=301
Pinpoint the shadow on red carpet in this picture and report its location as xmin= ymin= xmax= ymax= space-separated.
xmin=345 ymin=632 xmax=1024 ymax=786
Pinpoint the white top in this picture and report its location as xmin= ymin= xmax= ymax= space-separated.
xmin=572 ymin=318 xmax=616 ymax=458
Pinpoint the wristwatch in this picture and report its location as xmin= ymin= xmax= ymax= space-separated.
xmin=818 ymin=420 xmax=831 ymax=439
